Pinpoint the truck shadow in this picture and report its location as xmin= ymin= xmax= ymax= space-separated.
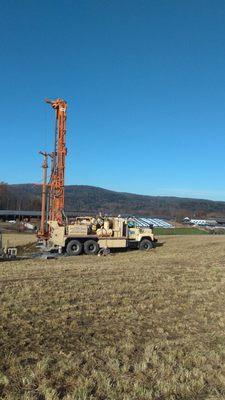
xmin=154 ymin=241 xmax=164 ymax=248
xmin=108 ymin=241 xmax=164 ymax=255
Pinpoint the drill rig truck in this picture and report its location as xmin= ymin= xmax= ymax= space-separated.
xmin=39 ymin=99 xmax=157 ymax=255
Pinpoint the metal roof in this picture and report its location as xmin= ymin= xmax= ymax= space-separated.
xmin=130 ymin=217 xmax=173 ymax=228
xmin=0 ymin=211 xmax=173 ymax=228
xmin=0 ymin=210 xmax=41 ymax=216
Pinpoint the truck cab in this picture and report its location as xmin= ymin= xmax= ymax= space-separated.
xmin=127 ymin=219 xmax=156 ymax=250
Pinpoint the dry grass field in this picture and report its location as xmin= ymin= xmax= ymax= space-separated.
xmin=1 ymin=235 xmax=225 ymax=399
xmin=2 ymin=233 xmax=36 ymax=248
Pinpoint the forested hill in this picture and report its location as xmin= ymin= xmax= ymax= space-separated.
xmin=1 ymin=183 xmax=225 ymax=218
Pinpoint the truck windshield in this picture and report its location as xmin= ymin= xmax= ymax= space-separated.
xmin=128 ymin=221 xmax=136 ymax=228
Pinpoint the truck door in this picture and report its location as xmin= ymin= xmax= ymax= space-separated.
xmin=127 ymin=221 xmax=137 ymax=240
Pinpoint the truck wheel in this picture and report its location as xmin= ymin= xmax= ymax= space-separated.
xmin=139 ymin=239 xmax=153 ymax=251
xmin=84 ymin=240 xmax=99 ymax=255
xmin=66 ymin=240 xmax=83 ymax=256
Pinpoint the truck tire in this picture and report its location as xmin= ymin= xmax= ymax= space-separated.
xmin=139 ymin=238 xmax=153 ymax=251
xmin=84 ymin=240 xmax=99 ymax=255
xmin=66 ymin=240 xmax=83 ymax=256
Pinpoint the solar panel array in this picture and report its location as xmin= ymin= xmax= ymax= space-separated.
xmin=131 ymin=217 xmax=173 ymax=228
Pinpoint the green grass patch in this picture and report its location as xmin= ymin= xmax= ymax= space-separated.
xmin=154 ymin=227 xmax=209 ymax=235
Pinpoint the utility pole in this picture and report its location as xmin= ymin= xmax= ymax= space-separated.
xmin=39 ymin=151 xmax=48 ymax=236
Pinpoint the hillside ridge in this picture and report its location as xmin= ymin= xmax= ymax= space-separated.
xmin=1 ymin=183 xmax=225 ymax=218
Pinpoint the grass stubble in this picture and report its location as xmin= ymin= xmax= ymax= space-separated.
xmin=2 ymin=233 xmax=36 ymax=248
xmin=0 ymin=235 xmax=225 ymax=399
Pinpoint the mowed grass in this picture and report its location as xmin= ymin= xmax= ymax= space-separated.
xmin=1 ymin=236 xmax=225 ymax=399
xmin=154 ymin=227 xmax=209 ymax=235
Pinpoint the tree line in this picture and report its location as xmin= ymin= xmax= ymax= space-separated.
xmin=1 ymin=182 xmax=225 ymax=219
xmin=0 ymin=182 xmax=41 ymax=210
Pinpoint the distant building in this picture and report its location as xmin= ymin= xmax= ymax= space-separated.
xmin=183 ymin=217 xmax=225 ymax=227
xmin=215 ymin=217 xmax=225 ymax=226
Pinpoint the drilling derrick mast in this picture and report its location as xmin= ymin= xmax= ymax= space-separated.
xmin=46 ymin=98 xmax=67 ymax=225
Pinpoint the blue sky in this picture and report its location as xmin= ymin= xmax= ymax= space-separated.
xmin=1 ymin=0 xmax=225 ymax=200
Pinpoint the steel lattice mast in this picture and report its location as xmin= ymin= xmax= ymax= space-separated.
xmin=46 ymin=98 xmax=67 ymax=225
